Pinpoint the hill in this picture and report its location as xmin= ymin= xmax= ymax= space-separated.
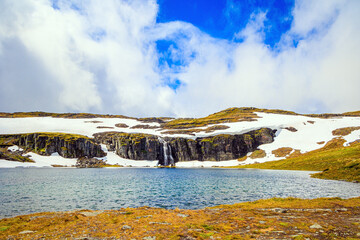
xmin=0 ymin=107 xmax=359 ymax=179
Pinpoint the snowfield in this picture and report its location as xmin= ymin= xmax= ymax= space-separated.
xmin=0 ymin=112 xmax=359 ymax=168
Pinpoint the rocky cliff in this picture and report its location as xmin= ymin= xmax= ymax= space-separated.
xmin=0 ymin=133 xmax=105 ymax=158
xmin=94 ymin=128 xmax=276 ymax=166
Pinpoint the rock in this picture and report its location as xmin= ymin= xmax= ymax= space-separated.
xmin=149 ymin=222 xmax=172 ymax=225
xmin=122 ymin=225 xmax=132 ymax=230
xmin=272 ymin=208 xmax=288 ymax=213
xmin=259 ymin=221 xmax=266 ymax=224
xmin=309 ymin=223 xmax=323 ymax=229
xmin=19 ymin=230 xmax=35 ymax=234
xmin=93 ymin=128 xmax=276 ymax=166
xmin=143 ymin=237 xmax=156 ymax=240
xmin=177 ymin=213 xmax=189 ymax=218
xmin=80 ymin=211 xmax=103 ymax=217
xmin=76 ymin=157 xmax=106 ymax=168
xmin=1 ymin=133 xmax=106 ymax=159
xmin=284 ymin=127 xmax=297 ymax=132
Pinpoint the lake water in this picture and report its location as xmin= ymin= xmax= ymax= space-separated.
xmin=1 ymin=168 xmax=359 ymax=218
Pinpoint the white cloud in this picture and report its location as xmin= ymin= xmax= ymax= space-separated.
xmin=0 ymin=0 xmax=359 ymax=117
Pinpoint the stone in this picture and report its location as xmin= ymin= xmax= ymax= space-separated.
xmin=76 ymin=157 xmax=106 ymax=168
xmin=177 ymin=213 xmax=189 ymax=218
xmin=143 ymin=237 xmax=156 ymax=240
xmin=309 ymin=223 xmax=323 ymax=229
xmin=19 ymin=230 xmax=35 ymax=234
xmin=80 ymin=211 xmax=103 ymax=217
xmin=122 ymin=225 xmax=132 ymax=230
xmin=93 ymin=128 xmax=276 ymax=166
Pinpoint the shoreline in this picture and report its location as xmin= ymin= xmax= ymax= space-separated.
xmin=1 ymin=197 xmax=359 ymax=239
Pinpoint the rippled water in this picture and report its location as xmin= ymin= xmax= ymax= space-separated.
xmin=1 ymin=168 xmax=359 ymax=218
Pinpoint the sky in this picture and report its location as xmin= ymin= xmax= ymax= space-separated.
xmin=0 ymin=0 xmax=359 ymax=117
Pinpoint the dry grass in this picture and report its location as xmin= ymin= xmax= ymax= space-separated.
xmin=1 ymin=197 xmax=359 ymax=239
xmin=0 ymin=112 xmax=135 ymax=119
xmin=249 ymin=149 xmax=266 ymax=159
xmin=130 ymin=125 xmax=160 ymax=129
xmin=161 ymin=125 xmax=230 ymax=135
xmin=234 ymin=138 xmax=360 ymax=182
xmin=115 ymin=123 xmax=129 ymax=128
xmin=271 ymin=147 xmax=293 ymax=157
xmin=161 ymin=107 xmax=300 ymax=129
xmin=96 ymin=126 xmax=114 ymax=129
xmin=332 ymin=126 xmax=360 ymax=136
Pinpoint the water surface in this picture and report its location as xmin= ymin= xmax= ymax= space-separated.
xmin=1 ymin=168 xmax=359 ymax=218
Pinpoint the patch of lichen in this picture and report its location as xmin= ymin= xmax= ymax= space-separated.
xmin=234 ymin=138 xmax=360 ymax=182
xmin=1 ymin=197 xmax=359 ymax=239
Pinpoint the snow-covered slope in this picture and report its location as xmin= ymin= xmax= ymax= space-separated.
xmin=0 ymin=111 xmax=359 ymax=168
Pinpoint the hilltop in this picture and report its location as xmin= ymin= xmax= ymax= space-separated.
xmin=0 ymin=107 xmax=359 ymax=181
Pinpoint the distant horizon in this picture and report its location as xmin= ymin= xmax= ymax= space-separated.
xmin=0 ymin=0 xmax=359 ymax=117
xmin=1 ymin=106 xmax=359 ymax=119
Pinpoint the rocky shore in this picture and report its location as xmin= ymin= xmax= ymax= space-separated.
xmin=1 ymin=197 xmax=359 ymax=239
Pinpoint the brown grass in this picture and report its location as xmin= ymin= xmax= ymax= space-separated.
xmin=115 ymin=123 xmax=129 ymax=128
xmin=96 ymin=126 xmax=114 ymax=129
xmin=1 ymin=197 xmax=359 ymax=239
xmin=271 ymin=147 xmax=293 ymax=157
xmin=249 ymin=149 xmax=266 ymax=159
xmin=235 ymin=138 xmax=360 ymax=182
xmin=332 ymin=126 xmax=360 ymax=136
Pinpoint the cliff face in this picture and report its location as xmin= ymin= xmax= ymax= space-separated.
xmin=0 ymin=133 xmax=105 ymax=158
xmin=94 ymin=128 xmax=276 ymax=166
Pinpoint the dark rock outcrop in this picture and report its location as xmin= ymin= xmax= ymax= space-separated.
xmin=76 ymin=157 xmax=105 ymax=168
xmin=0 ymin=133 xmax=105 ymax=158
xmin=94 ymin=128 xmax=276 ymax=166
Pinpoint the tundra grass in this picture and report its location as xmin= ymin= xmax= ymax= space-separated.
xmin=235 ymin=139 xmax=360 ymax=182
xmin=1 ymin=197 xmax=359 ymax=239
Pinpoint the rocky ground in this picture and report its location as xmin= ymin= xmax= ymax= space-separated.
xmin=1 ymin=197 xmax=359 ymax=239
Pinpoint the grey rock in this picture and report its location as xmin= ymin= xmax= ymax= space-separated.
xmin=143 ymin=237 xmax=156 ymax=240
xmin=19 ymin=230 xmax=35 ymax=234
xmin=309 ymin=223 xmax=323 ymax=229
xmin=93 ymin=128 xmax=276 ymax=166
xmin=80 ymin=211 xmax=103 ymax=217
xmin=122 ymin=225 xmax=132 ymax=230
xmin=177 ymin=213 xmax=189 ymax=218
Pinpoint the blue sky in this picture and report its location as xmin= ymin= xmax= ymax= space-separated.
xmin=0 ymin=0 xmax=359 ymax=117
xmin=157 ymin=0 xmax=294 ymax=47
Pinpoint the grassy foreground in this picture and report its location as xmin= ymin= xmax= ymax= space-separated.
xmin=1 ymin=197 xmax=359 ymax=239
xmin=234 ymin=139 xmax=360 ymax=182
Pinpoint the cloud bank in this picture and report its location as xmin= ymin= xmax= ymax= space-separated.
xmin=0 ymin=0 xmax=359 ymax=117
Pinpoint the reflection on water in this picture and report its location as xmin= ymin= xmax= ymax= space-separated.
xmin=0 ymin=168 xmax=359 ymax=217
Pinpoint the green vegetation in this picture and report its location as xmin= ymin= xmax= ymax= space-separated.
xmin=1 ymin=197 xmax=359 ymax=239
xmin=0 ymin=148 xmax=34 ymax=162
xmin=161 ymin=107 xmax=296 ymax=129
xmin=249 ymin=149 xmax=266 ymax=159
xmin=234 ymin=138 xmax=360 ymax=182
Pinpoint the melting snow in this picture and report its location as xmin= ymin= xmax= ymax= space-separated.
xmin=0 ymin=112 xmax=359 ymax=167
